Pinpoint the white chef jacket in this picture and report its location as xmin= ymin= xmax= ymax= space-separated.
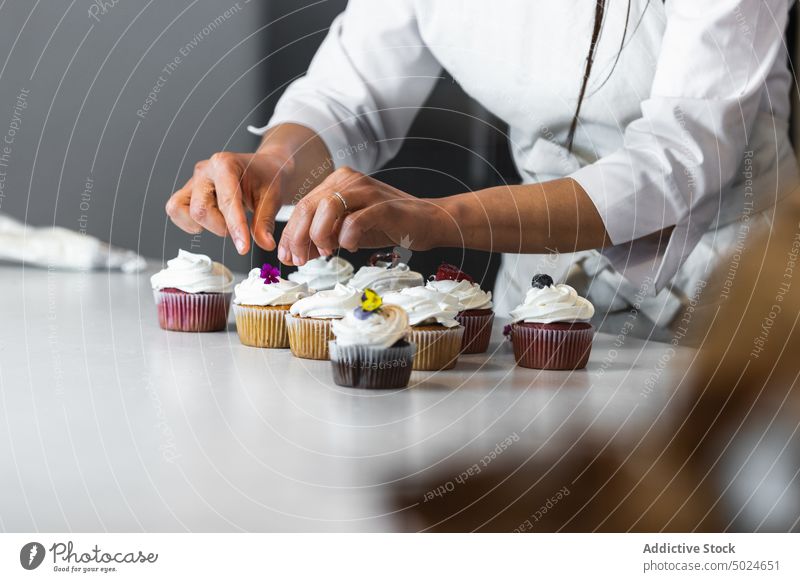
xmin=249 ymin=0 xmax=798 ymax=320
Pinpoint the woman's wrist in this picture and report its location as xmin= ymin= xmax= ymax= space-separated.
xmin=255 ymin=124 xmax=336 ymax=205
xmin=426 ymin=196 xmax=465 ymax=249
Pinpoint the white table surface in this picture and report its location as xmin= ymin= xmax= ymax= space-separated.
xmin=0 ymin=265 xmax=689 ymax=532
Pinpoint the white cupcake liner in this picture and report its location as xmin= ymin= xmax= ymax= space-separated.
xmin=285 ymin=315 xmax=335 ymax=360
xmin=409 ymin=326 xmax=464 ymax=371
xmin=232 ymin=303 xmax=291 ymax=348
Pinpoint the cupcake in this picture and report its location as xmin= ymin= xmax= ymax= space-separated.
xmin=151 ymin=249 xmax=234 ymax=332
xmin=383 ymin=286 xmax=464 ymax=371
xmin=508 ymin=274 xmax=595 ymax=370
xmin=288 ymin=255 xmax=354 ymax=291
xmin=426 ymin=263 xmax=494 ymax=354
xmin=232 ymin=263 xmax=310 ymax=348
xmin=329 ymin=289 xmax=415 ymax=389
xmin=348 ymin=250 xmax=424 ymax=294
xmin=286 ymin=283 xmax=361 ymax=360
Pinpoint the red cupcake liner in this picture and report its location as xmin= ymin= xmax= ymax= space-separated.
xmin=456 ymin=310 xmax=495 ymax=354
xmin=511 ymin=323 xmax=594 ymax=370
xmin=153 ymin=290 xmax=231 ymax=332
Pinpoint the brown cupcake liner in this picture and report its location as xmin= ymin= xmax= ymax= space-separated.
xmin=153 ymin=290 xmax=231 ymax=332
xmin=328 ymin=341 xmax=416 ymax=389
xmin=232 ymin=303 xmax=291 ymax=348
xmin=409 ymin=326 xmax=464 ymax=371
xmin=511 ymin=323 xmax=594 ymax=370
xmin=285 ymin=315 xmax=335 ymax=360
xmin=456 ymin=310 xmax=495 ymax=354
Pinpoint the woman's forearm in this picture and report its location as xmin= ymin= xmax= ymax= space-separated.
xmin=433 ymin=178 xmax=611 ymax=254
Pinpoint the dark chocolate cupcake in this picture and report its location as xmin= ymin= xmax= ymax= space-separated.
xmin=329 ymin=289 xmax=415 ymax=388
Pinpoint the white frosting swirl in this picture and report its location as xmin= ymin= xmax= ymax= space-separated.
xmin=383 ymin=286 xmax=461 ymax=328
xmin=348 ymin=263 xmax=423 ymax=294
xmin=289 ymin=284 xmax=361 ymax=318
xmin=288 ymin=256 xmax=354 ymax=291
xmin=150 ymin=249 xmax=234 ymax=293
xmin=509 ymin=283 xmax=594 ymax=324
xmin=331 ymin=304 xmax=410 ymax=349
xmin=426 ymin=279 xmax=493 ymax=311
xmin=233 ymin=269 xmax=310 ymax=306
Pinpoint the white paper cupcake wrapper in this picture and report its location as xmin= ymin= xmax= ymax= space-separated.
xmin=409 ymin=326 xmax=464 ymax=371
xmin=285 ymin=315 xmax=335 ymax=360
xmin=232 ymin=304 xmax=290 ymax=348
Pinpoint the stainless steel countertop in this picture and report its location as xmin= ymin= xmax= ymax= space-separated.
xmin=0 ymin=266 xmax=689 ymax=531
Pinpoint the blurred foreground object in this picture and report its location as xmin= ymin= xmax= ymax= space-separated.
xmin=392 ymin=195 xmax=800 ymax=532
xmin=0 ymin=214 xmax=145 ymax=272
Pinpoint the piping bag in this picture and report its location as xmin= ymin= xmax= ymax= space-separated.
xmin=0 ymin=214 xmax=146 ymax=272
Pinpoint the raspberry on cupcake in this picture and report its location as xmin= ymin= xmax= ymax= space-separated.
xmin=383 ymin=285 xmax=464 ymax=370
xmin=508 ymin=274 xmax=595 ymax=370
xmin=426 ymin=262 xmax=494 ymax=354
xmin=150 ymin=249 xmax=234 ymax=332
xmin=232 ymin=263 xmax=310 ymax=348
xmin=329 ymin=288 xmax=415 ymax=389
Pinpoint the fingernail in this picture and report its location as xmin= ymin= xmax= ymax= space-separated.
xmin=277 ymin=246 xmax=287 ymax=262
xmin=233 ymin=232 xmax=244 ymax=253
xmin=292 ymin=254 xmax=301 ymax=266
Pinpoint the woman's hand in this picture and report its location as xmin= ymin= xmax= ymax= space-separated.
xmin=278 ymin=166 xmax=453 ymax=266
xmin=165 ymin=151 xmax=291 ymax=255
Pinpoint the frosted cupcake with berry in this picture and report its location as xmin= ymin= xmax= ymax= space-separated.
xmin=508 ymin=274 xmax=595 ymax=370
xmin=348 ymin=251 xmax=423 ymax=294
xmin=383 ymin=285 xmax=464 ymax=371
xmin=329 ymin=289 xmax=415 ymax=389
xmin=426 ymin=263 xmax=494 ymax=354
xmin=288 ymin=255 xmax=354 ymax=291
xmin=286 ymin=283 xmax=361 ymax=360
xmin=232 ymin=263 xmax=310 ymax=348
xmin=151 ymin=249 xmax=234 ymax=332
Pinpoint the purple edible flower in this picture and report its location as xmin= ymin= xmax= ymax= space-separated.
xmin=502 ymin=324 xmax=513 ymax=341
xmin=259 ymin=263 xmax=280 ymax=284
xmin=353 ymin=307 xmax=373 ymax=320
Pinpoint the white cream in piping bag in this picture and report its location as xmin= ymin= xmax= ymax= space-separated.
xmin=150 ymin=249 xmax=234 ymax=293
xmin=509 ymin=283 xmax=594 ymax=324
xmin=289 ymin=284 xmax=361 ymax=318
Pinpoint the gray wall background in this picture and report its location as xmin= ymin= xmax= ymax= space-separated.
xmin=0 ymin=0 xmax=511 ymax=281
